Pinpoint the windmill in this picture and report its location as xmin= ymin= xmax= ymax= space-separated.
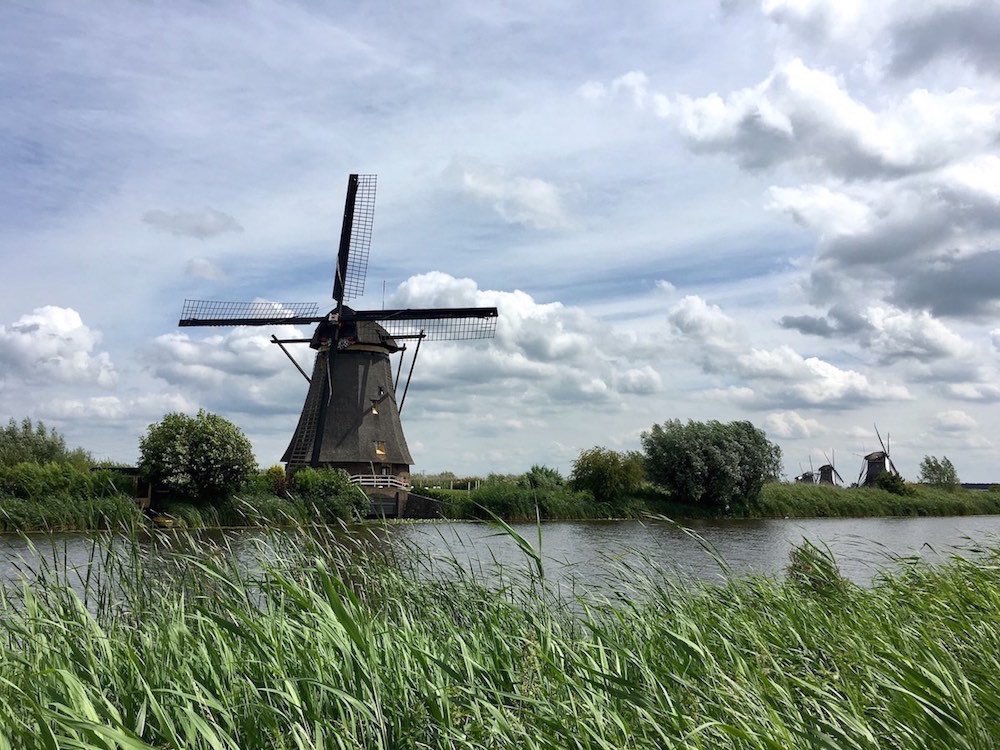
xmin=177 ymin=174 xmax=499 ymax=510
xmin=817 ymin=449 xmax=844 ymax=487
xmin=856 ymin=425 xmax=900 ymax=487
xmin=794 ymin=456 xmax=816 ymax=484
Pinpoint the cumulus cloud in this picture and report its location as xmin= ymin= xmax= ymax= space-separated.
xmin=889 ymin=1 xmax=1000 ymax=77
xmin=932 ymin=409 xmax=978 ymax=433
xmin=676 ymin=60 xmax=997 ymax=178
xmin=590 ymin=59 xmax=998 ymax=180
xmin=0 ymin=306 xmax=116 ymax=387
xmin=784 ymin=304 xmax=973 ymax=363
xmin=391 ymin=272 xmax=663 ymax=406
xmin=668 ymin=294 xmax=911 ymax=408
xmin=765 ymin=410 xmax=823 ymax=438
xmin=944 ymin=382 xmax=1000 ymax=402
xmin=142 ymin=208 xmax=243 ymax=239
xmin=40 ymin=393 xmax=198 ymax=421
xmin=447 ymin=161 xmax=571 ymax=230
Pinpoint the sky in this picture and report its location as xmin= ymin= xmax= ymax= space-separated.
xmin=2 ymin=0 xmax=999 ymax=481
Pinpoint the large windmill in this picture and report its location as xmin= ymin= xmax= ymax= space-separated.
xmin=178 ymin=174 xmax=498 ymax=505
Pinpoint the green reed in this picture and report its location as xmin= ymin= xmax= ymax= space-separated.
xmin=2 ymin=524 xmax=1000 ymax=748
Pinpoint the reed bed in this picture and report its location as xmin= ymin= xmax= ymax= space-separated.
xmin=2 ymin=525 xmax=1000 ymax=748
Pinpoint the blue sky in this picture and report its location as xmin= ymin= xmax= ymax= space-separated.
xmin=2 ymin=0 xmax=999 ymax=481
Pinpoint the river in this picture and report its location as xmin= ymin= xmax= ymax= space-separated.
xmin=4 ymin=515 xmax=1000 ymax=592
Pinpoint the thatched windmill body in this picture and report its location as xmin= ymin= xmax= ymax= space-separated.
xmin=178 ymin=174 xmax=498 ymax=503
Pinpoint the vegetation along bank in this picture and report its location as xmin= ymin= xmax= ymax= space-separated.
xmin=2 ymin=413 xmax=996 ymax=533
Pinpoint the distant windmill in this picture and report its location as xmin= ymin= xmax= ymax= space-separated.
xmin=856 ymin=425 xmax=900 ymax=487
xmin=818 ymin=449 xmax=844 ymax=487
xmin=178 ymin=174 xmax=499 ymax=510
xmin=795 ymin=456 xmax=817 ymax=484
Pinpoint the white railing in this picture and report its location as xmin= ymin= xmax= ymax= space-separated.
xmin=349 ymin=474 xmax=410 ymax=490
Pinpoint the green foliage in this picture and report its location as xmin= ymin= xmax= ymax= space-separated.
xmin=0 ymin=417 xmax=91 ymax=468
xmin=5 ymin=529 xmax=1000 ymax=746
xmin=756 ymin=482 xmax=1000 ymax=518
xmin=641 ymin=419 xmax=782 ymax=512
xmin=569 ymin=447 xmax=644 ymax=504
xmin=292 ymin=467 xmax=369 ymax=521
xmin=0 ymin=462 xmax=138 ymax=532
xmin=919 ymin=455 xmax=959 ymax=489
xmin=875 ymin=471 xmax=912 ymax=496
xmin=519 ymin=464 xmax=564 ymax=490
xmin=139 ymin=410 xmax=257 ymax=504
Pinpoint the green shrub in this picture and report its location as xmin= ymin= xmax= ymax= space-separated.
xmin=569 ymin=448 xmax=644 ymax=506
xmin=292 ymin=467 xmax=368 ymax=522
xmin=139 ymin=410 xmax=257 ymax=505
xmin=519 ymin=465 xmax=564 ymax=490
xmin=875 ymin=471 xmax=912 ymax=496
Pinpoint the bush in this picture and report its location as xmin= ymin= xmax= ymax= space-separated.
xmin=139 ymin=410 xmax=257 ymax=505
xmin=875 ymin=471 xmax=912 ymax=496
xmin=291 ymin=467 xmax=368 ymax=522
xmin=641 ymin=419 xmax=782 ymax=513
xmin=918 ymin=455 xmax=959 ymax=489
xmin=569 ymin=448 xmax=644 ymax=506
xmin=519 ymin=465 xmax=564 ymax=490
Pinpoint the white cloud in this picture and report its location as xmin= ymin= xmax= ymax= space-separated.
xmin=448 ymin=161 xmax=571 ymax=230
xmin=932 ymin=409 xmax=978 ymax=433
xmin=40 ymin=393 xmax=197 ymax=421
xmin=391 ymin=272 xmax=663 ymax=404
xmin=861 ymin=307 xmax=973 ymax=363
xmin=765 ymin=409 xmax=823 ymax=438
xmin=187 ymin=258 xmax=224 ymax=280
xmin=674 ymin=60 xmax=998 ymax=178
xmin=0 ymin=307 xmax=116 ymax=387
xmin=669 ymin=295 xmax=912 ymax=407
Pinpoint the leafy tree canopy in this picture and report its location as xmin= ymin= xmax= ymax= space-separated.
xmin=139 ymin=410 xmax=256 ymax=504
xmin=919 ymin=455 xmax=959 ymax=489
xmin=569 ymin=448 xmax=644 ymax=503
xmin=0 ymin=418 xmax=91 ymax=469
xmin=641 ymin=419 xmax=782 ymax=512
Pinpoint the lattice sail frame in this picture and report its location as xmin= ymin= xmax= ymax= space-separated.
xmin=342 ymin=174 xmax=376 ymax=301
xmin=179 ymin=300 xmax=320 ymax=325
xmin=377 ymin=315 xmax=497 ymax=341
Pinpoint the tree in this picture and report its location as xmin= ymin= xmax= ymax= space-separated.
xmin=139 ymin=410 xmax=256 ymax=503
xmin=641 ymin=419 xmax=782 ymax=512
xmin=919 ymin=455 xmax=959 ymax=489
xmin=0 ymin=418 xmax=91 ymax=468
xmin=569 ymin=448 xmax=644 ymax=504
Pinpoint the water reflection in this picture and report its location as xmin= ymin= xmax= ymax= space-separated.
xmin=3 ymin=515 xmax=1000 ymax=595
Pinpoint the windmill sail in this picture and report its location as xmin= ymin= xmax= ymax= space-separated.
xmin=179 ymin=300 xmax=321 ymax=327
xmin=333 ymin=174 xmax=376 ymax=304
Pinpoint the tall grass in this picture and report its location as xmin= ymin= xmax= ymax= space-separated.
xmin=3 ymin=525 xmax=1000 ymax=747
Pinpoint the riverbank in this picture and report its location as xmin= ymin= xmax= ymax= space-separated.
xmin=4 ymin=474 xmax=1000 ymax=534
xmin=422 ymin=481 xmax=1000 ymax=521
xmin=2 ymin=528 xmax=999 ymax=747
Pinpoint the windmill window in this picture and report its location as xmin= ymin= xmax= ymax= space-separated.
xmin=374 ymin=441 xmax=386 ymax=456
xmin=370 ymin=400 xmax=379 ymax=415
